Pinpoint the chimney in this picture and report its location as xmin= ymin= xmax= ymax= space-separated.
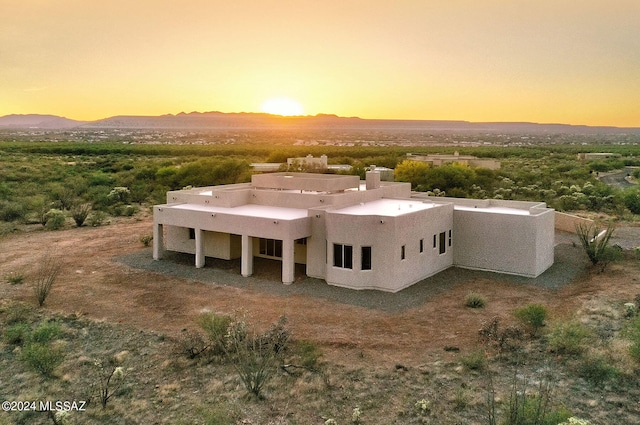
xmin=366 ymin=165 xmax=380 ymax=190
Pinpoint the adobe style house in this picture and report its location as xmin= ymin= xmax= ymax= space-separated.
xmin=153 ymin=171 xmax=555 ymax=292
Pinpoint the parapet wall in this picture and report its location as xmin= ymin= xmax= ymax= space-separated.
xmin=555 ymin=212 xmax=594 ymax=233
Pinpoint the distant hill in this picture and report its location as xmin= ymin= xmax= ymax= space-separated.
xmin=0 ymin=114 xmax=85 ymax=129
xmin=1 ymin=111 xmax=639 ymax=135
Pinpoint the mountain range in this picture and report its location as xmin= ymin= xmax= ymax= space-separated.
xmin=1 ymin=112 xmax=639 ymax=135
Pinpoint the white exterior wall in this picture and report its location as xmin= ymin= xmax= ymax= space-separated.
xmin=452 ymin=208 xmax=554 ymax=277
xmin=166 ymin=226 xmax=241 ymax=260
xmin=323 ymin=203 xmax=453 ymax=292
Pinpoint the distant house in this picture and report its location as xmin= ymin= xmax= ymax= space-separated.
xmin=406 ymin=152 xmax=501 ymax=170
xmin=577 ymin=153 xmax=622 ymax=160
xmin=250 ymin=155 xmax=395 ymax=181
xmin=153 ymin=171 xmax=554 ymax=292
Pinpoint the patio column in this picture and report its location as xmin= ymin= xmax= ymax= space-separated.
xmin=153 ymin=223 xmax=163 ymax=260
xmin=195 ymin=228 xmax=205 ymax=268
xmin=282 ymin=238 xmax=294 ymax=284
xmin=241 ymin=234 xmax=253 ymax=277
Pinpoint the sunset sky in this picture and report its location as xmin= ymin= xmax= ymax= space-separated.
xmin=2 ymin=0 xmax=639 ymax=126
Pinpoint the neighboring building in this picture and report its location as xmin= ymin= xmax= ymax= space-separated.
xmin=153 ymin=171 xmax=554 ymax=292
xmin=287 ymin=154 xmax=328 ymax=171
xmin=406 ymin=152 xmax=501 ymax=170
xmin=250 ymin=155 xmax=395 ymax=181
xmin=577 ymin=153 xmax=622 ymax=160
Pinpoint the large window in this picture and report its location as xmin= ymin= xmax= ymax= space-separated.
xmin=439 ymin=232 xmax=446 ymax=254
xmin=259 ymin=238 xmax=282 ymax=257
xmin=361 ymin=246 xmax=372 ymax=270
xmin=333 ymin=244 xmax=353 ymax=269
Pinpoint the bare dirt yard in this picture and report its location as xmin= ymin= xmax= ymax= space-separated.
xmin=1 ymin=216 xmax=640 ymax=424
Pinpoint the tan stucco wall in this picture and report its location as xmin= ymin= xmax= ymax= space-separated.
xmin=452 ymin=208 xmax=554 ymax=277
xmin=323 ymin=203 xmax=454 ymax=292
xmin=555 ymin=212 xmax=594 ymax=233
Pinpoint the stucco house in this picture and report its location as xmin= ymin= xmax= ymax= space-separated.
xmin=153 ymin=170 xmax=555 ymax=292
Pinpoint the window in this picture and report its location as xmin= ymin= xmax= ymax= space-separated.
xmin=333 ymin=244 xmax=353 ymax=269
xmin=188 ymin=228 xmax=195 ymax=240
xmin=401 ymin=245 xmax=406 ymax=260
xmin=448 ymin=230 xmax=452 ymax=247
xmin=439 ymin=232 xmax=446 ymax=254
xmin=296 ymin=238 xmax=307 ymax=245
xmin=420 ymin=238 xmax=424 ymax=253
xmin=361 ymin=246 xmax=372 ymax=270
xmin=259 ymin=238 xmax=283 ymax=257
xmin=433 ymin=234 xmax=437 ymax=249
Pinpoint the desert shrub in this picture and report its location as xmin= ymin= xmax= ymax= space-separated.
xmin=33 ymin=253 xmax=63 ymax=307
xmin=465 ymin=292 xmax=486 ymax=308
xmin=28 ymin=322 xmax=63 ymax=344
xmin=577 ymin=354 xmax=619 ymax=385
xmin=176 ymin=329 xmax=209 ymax=360
xmin=295 ymin=340 xmax=323 ymax=370
xmin=514 ymin=304 xmax=548 ymax=336
xmin=3 ymin=302 xmax=34 ymax=324
xmin=627 ymin=315 xmax=640 ymax=362
xmin=0 ymin=200 xmax=27 ymax=222
xmin=479 ymin=316 xmax=525 ymax=353
xmin=140 ymin=234 xmax=153 ymax=247
xmin=197 ymin=312 xmax=232 ymax=356
xmin=575 ymin=222 xmax=616 ymax=270
xmin=71 ymin=202 xmax=92 ymax=227
xmin=547 ymin=321 xmax=590 ymax=355
xmin=503 ymin=393 xmax=571 ymax=425
xmin=21 ymin=342 xmax=65 ymax=377
xmin=44 ymin=209 xmax=66 ymax=230
xmin=225 ymin=315 xmax=289 ymax=398
xmin=5 ymin=271 xmax=25 ymax=285
xmin=3 ymin=323 xmax=30 ymax=345
xmin=88 ymin=210 xmax=107 ymax=227
xmin=91 ymin=357 xmax=128 ymax=409
xmin=461 ymin=349 xmax=486 ymax=370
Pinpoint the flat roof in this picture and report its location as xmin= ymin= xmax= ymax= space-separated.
xmin=454 ymin=205 xmax=530 ymax=215
xmin=168 ymin=203 xmax=309 ymax=220
xmin=332 ymin=199 xmax=440 ymax=217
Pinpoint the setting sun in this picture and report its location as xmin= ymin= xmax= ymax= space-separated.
xmin=260 ymin=97 xmax=304 ymax=116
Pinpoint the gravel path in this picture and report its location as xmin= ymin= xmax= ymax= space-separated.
xmin=117 ymin=241 xmax=587 ymax=313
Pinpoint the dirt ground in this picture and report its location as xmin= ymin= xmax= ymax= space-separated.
xmin=1 ymin=216 xmax=639 ymax=368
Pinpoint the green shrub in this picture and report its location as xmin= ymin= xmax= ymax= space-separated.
xmin=465 ymin=292 xmax=486 ymax=308
xmin=577 ymin=354 xmax=619 ymax=385
xmin=197 ymin=312 xmax=232 ymax=356
xmin=140 ymin=234 xmax=153 ymax=247
xmin=5 ymin=271 xmax=25 ymax=285
xmin=461 ymin=349 xmax=486 ymax=370
xmin=33 ymin=254 xmax=62 ymax=307
xmin=547 ymin=321 xmax=590 ymax=355
xmin=28 ymin=322 xmax=63 ymax=344
xmin=44 ymin=209 xmax=66 ymax=230
xmin=21 ymin=342 xmax=65 ymax=377
xmin=71 ymin=202 xmax=92 ymax=227
xmin=3 ymin=323 xmax=30 ymax=345
xmin=514 ymin=304 xmax=548 ymax=336
xmin=627 ymin=315 xmax=640 ymax=362
xmin=3 ymin=302 xmax=34 ymax=324
xmin=575 ymin=222 xmax=616 ymax=270
xmin=295 ymin=340 xmax=323 ymax=370
xmin=0 ymin=200 xmax=27 ymax=222
xmin=88 ymin=210 xmax=107 ymax=227
xmin=503 ymin=394 xmax=572 ymax=425
xmin=225 ymin=315 xmax=289 ymax=398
